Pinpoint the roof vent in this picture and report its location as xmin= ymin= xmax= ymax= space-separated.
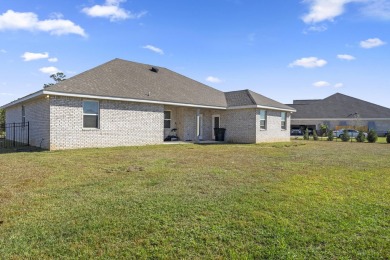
xmin=150 ymin=67 xmax=159 ymax=73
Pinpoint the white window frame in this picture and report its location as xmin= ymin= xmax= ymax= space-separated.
xmin=164 ymin=110 xmax=171 ymax=129
xmin=83 ymin=100 xmax=100 ymax=129
xmin=260 ymin=110 xmax=267 ymax=130
xmin=281 ymin=112 xmax=287 ymax=130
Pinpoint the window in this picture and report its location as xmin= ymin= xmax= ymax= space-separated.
xmin=260 ymin=110 xmax=267 ymax=130
xmin=164 ymin=111 xmax=171 ymax=129
xmin=83 ymin=100 xmax=99 ymax=128
xmin=281 ymin=112 xmax=287 ymax=130
xmin=21 ymin=106 xmax=26 ymax=124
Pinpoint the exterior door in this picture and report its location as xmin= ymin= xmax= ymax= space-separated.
xmin=212 ymin=115 xmax=220 ymax=140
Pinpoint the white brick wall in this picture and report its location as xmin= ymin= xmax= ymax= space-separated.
xmin=172 ymin=107 xmax=226 ymax=141
xmin=5 ymin=97 xmax=50 ymax=149
xmin=163 ymin=106 xmax=179 ymax=138
xmin=165 ymin=107 xmax=291 ymax=143
xmin=223 ymin=109 xmax=257 ymax=143
xmin=255 ymin=109 xmax=291 ymax=142
xmin=4 ymin=95 xmax=292 ymax=150
xmin=49 ymin=96 xmax=164 ymax=150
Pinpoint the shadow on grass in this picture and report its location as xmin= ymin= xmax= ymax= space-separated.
xmin=0 ymin=146 xmax=46 ymax=154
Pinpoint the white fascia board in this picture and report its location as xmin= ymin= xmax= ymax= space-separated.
xmin=0 ymin=90 xmax=44 ymax=109
xmin=227 ymin=105 xmax=296 ymax=112
xmin=256 ymin=105 xmax=296 ymax=112
xmin=292 ymin=118 xmax=390 ymax=121
xmin=43 ymin=91 xmax=227 ymax=110
xmin=226 ymin=105 xmax=256 ymax=110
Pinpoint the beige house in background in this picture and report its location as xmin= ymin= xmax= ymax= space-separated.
xmin=1 ymin=59 xmax=295 ymax=150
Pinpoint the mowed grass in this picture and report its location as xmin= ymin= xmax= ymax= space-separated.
xmin=0 ymin=142 xmax=389 ymax=259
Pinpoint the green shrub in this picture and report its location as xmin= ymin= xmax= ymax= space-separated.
xmin=327 ymin=130 xmax=334 ymax=141
xmin=367 ymin=129 xmax=378 ymax=143
xmin=313 ymin=130 xmax=319 ymax=141
xmin=320 ymin=124 xmax=328 ymax=137
xmin=341 ymin=130 xmax=350 ymax=142
xmin=303 ymin=128 xmax=309 ymax=140
xmin=387 ymin=131 xmax=390 ymax=144
xmin=356 ymin=131 xmax=366 ymax=142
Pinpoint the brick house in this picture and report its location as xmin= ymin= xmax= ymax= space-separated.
xmin=1 ymin=59 xmax=295 ymax=150
xmin=288 ymin=93 xmax=390 ymax=135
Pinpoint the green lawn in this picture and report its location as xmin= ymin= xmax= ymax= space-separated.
xmin=1 ymin=142 xmax=389 ymax=259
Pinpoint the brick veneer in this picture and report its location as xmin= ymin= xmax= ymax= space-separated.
xmin=49 ymin=96 xmax=164 ymax=150
xmin=5 ymin=95 xmax=292 ymax=150
xmin=5 ymin=97 xmax=50 ymax=148
xmin=256 ymin=109 xmax=291 ymax=142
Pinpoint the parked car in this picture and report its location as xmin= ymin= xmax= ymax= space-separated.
xmin=333 ymin=129 xmax=368 ymax=138
xmin=291 ymin=129 xmax=302 ymax=135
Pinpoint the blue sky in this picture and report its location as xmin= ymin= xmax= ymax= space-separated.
xmin=1 ymin=0 xmax=389 ymax=107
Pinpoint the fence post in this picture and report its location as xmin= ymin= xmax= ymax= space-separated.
xmin=27 ymin=122 xmax=30 ymax=146
xmin=13 ymin=122 xmax=16 ymax=147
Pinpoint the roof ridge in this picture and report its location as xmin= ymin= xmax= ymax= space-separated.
xmin=245 ymin=89 xmax=257 ymax=105
xmin=325 ymin=92 xmax=390 ymax=109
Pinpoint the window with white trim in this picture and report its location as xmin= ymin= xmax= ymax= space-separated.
xmin=83 ymin=100 xmax=99 ymax=128
xmin=260 ymin=110 xmax=267 ymax=130
xmin=281 ymin=112 xmax=287 ymax=130
xmin=164 ymin=111 xmax=171 ymax=129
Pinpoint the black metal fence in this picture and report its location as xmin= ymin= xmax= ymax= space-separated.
xmin=0 ymin=122 xmax=30 ymax=149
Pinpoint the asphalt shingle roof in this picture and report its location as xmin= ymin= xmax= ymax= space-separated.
xmin=289 ymin=93 xmax=390 ymax=118
xmin=44 ymin=58 xmax=294 ymax=111
xmin=225 ymin=90 xmax=295 ymax=111
xmin=46 ymin=58 xmax=228 ymax=108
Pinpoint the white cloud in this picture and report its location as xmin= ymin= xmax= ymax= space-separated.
xmin=0 ymin=92 xmax=14 ymax=96
xmin=49 ymin=12 xmax=64 ymax=19
xmin=313 ymin=81 xmax=344 ymax=88
xmin=361 ymin=0 xmax=390 ymax=20
xmin=302 ymin=0 xmax=353 ymax=24
xmin=206 ymin=76 xmax=223 ymax=83
xmin=0 ymin=49 xmax=6 ymax=53
xmin=82 ymin=0 xmax=147 ymax=21
xmin=337 ymin=54 xmax=356 ymax=60
xmin=305 ymin=24 xmax=328 ymax=33
xmin=0 ymin=10 xmax=86 ymax=37
xmin=360 ymin=38 xmax=386 ymax=48
xmin=303 ymin=0 xmax=390 ymax=24
xmin=39 ymin=66 xmax=60 ymax=75
xmin=142 ymin=45 xmax=164 ymax=55
xmin=106 ymin=0 xmax=126 ymax=5
xmin=289 ymin=57 xmax=327 ymax=68
xmin=22 ymin=52 xmax=59 ymax=62
xmin=313 ymin=81 xmax=331 ymax=87
xmin=21 ymin=52 xmax=49 ymax=61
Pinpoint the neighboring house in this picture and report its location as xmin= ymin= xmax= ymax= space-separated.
xmin=1 ymin=59 xmax=295 ymax=150
xmin=288 ymin=93 xmax=390 ymax=134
